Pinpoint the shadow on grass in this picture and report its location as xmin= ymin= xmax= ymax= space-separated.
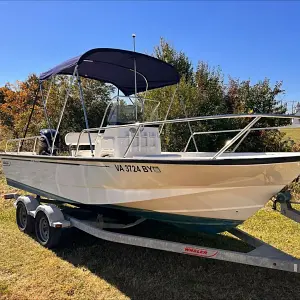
xmin=52 ymin=221 xmax=300 ymax=300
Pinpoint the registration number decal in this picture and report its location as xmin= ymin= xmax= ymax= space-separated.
xmin=115 ymin=164 xmax=161 ymax=173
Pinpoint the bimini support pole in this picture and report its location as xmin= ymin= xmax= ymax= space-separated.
xmin=76 ymin=69 xmax=94 ymax=156
xmin=159 ymin=85 xmax=178 ymax=135
xmin=40 ymin=78 xmax=54 ymax=133
xmin=44 ymin=76 xmax=54 ymax=107
xmin=158 ymin=84 xmax=198 ymax=151
xmin=132 ymin=33 xmax=138 ymax=121
xmin=179 ymin=96 xmax=199 ymax=152
xmin=117 ymin=88 xmax=120 ymax=122
xmin=40 ymin=78 xmax=55 ymax=148
xmin=20 ymin=85 xmax=40 ymax=151
xmin=51 ymin=67 xmax=77 ymax=155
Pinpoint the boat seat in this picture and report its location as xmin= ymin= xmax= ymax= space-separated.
xmin=65 ymin=132 xmax=98 ymax=146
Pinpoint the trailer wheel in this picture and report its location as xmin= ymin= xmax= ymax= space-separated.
xmin=16 ymin=202 xmax=34 ymax=233
xmin=35 ymin=211 xmax=61 ymax=248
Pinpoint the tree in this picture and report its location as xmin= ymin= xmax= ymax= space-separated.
xmin=0 ymin=74 xmax=114 ymax=151
xmin=224 ymin=78 xmax=291 ymax=152
xmin=147 ymin=38 xmax=291 ymax=153
xmin=0 ymin=74 xmax=43 ymax=140
xmin=154 ymin=38 xmax=194 ymax=83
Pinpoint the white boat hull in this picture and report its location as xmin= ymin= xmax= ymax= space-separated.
xmin=1 ymin=153 xmax=300 ymax=233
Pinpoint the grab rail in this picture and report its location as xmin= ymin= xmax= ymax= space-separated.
xmin=184 ymin=125 xmax=294 ymax=152
xmin=5 ymin=135 xmax=51 ymax=154
xmin=75 ymin=113 xmax=300 ymax=158
xmin=212 ymin=116 xmax=261 ymax=159
xmin=5 ymin=113 xmax=300 ymax=159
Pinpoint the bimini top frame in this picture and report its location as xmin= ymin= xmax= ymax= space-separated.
xmin=36 ymin=48 xmax=181 ymax=156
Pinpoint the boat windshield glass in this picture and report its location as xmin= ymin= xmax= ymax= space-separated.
xmin=107 ymin=97 xmax=160 ymax=125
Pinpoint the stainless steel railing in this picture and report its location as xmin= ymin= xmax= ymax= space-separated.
xmin=5 ymin=113 xmax=300 ymax=159
xmin=5 ymin=135 xmax=51 ymax=154
xmin=75 ymin=113 xmax=300 ymax=159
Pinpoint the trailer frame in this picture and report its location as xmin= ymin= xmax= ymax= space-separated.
xmin=4 ymin=192 xmax=300 ymax=274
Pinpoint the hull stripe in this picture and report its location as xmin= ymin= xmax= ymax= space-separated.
xmin=1 ymin=153 xmax=300 ymax=166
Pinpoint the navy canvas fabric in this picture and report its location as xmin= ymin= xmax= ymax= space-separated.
xmin=39 ymin=48 xmax=180 ymax=95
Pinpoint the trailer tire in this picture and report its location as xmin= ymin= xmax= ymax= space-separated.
xmin=35 ymin=211 xmax=61 ymax=248
xmin=16 ymin=201 xmax=34 ymax=234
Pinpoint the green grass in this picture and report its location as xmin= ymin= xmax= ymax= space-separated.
xmin=1 ymin=178 xmax=300 ymax=299
xmin=281 ymin=128 xmax=300 ymax=143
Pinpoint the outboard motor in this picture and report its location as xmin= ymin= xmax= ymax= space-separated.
xmin=38 ymin=129 xmax=59 ymax=155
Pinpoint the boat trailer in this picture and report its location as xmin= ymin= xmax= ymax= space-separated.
xmin=4 ymin=192 xmax=300 ymax=273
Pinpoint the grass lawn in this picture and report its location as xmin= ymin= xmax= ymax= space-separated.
xmin=281 ymin=128 xmax=300 ymax=143
xmin=1 ymin=176 xmax=300 ymax=300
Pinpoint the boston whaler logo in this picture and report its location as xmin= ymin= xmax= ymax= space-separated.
xmin=184 ymin=247 xmax=218 ymax=258
xmin=115 ymin=164 xmax=161 ymax=173
xmin=2 ymin=161 xmax=11 ymax=166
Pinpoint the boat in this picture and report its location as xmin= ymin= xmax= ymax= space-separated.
xmin=1 ymin=47 xmax=300 ymax=234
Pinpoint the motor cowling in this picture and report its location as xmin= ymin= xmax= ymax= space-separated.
xmin=38 ymin=129 xmax=59 ymax=155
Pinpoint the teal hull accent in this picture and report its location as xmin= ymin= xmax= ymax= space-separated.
xmin=105 ymin=205 xmax=243 ymax=234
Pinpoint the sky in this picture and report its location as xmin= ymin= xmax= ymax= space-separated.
xmin=1 ymin=1 xmax=300 ymax=106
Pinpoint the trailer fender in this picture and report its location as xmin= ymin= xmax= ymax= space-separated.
xmin=34 ymin=204 xmax=71 ymax=228
xmin=14 ymin=196 xmax=39 ymax=216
